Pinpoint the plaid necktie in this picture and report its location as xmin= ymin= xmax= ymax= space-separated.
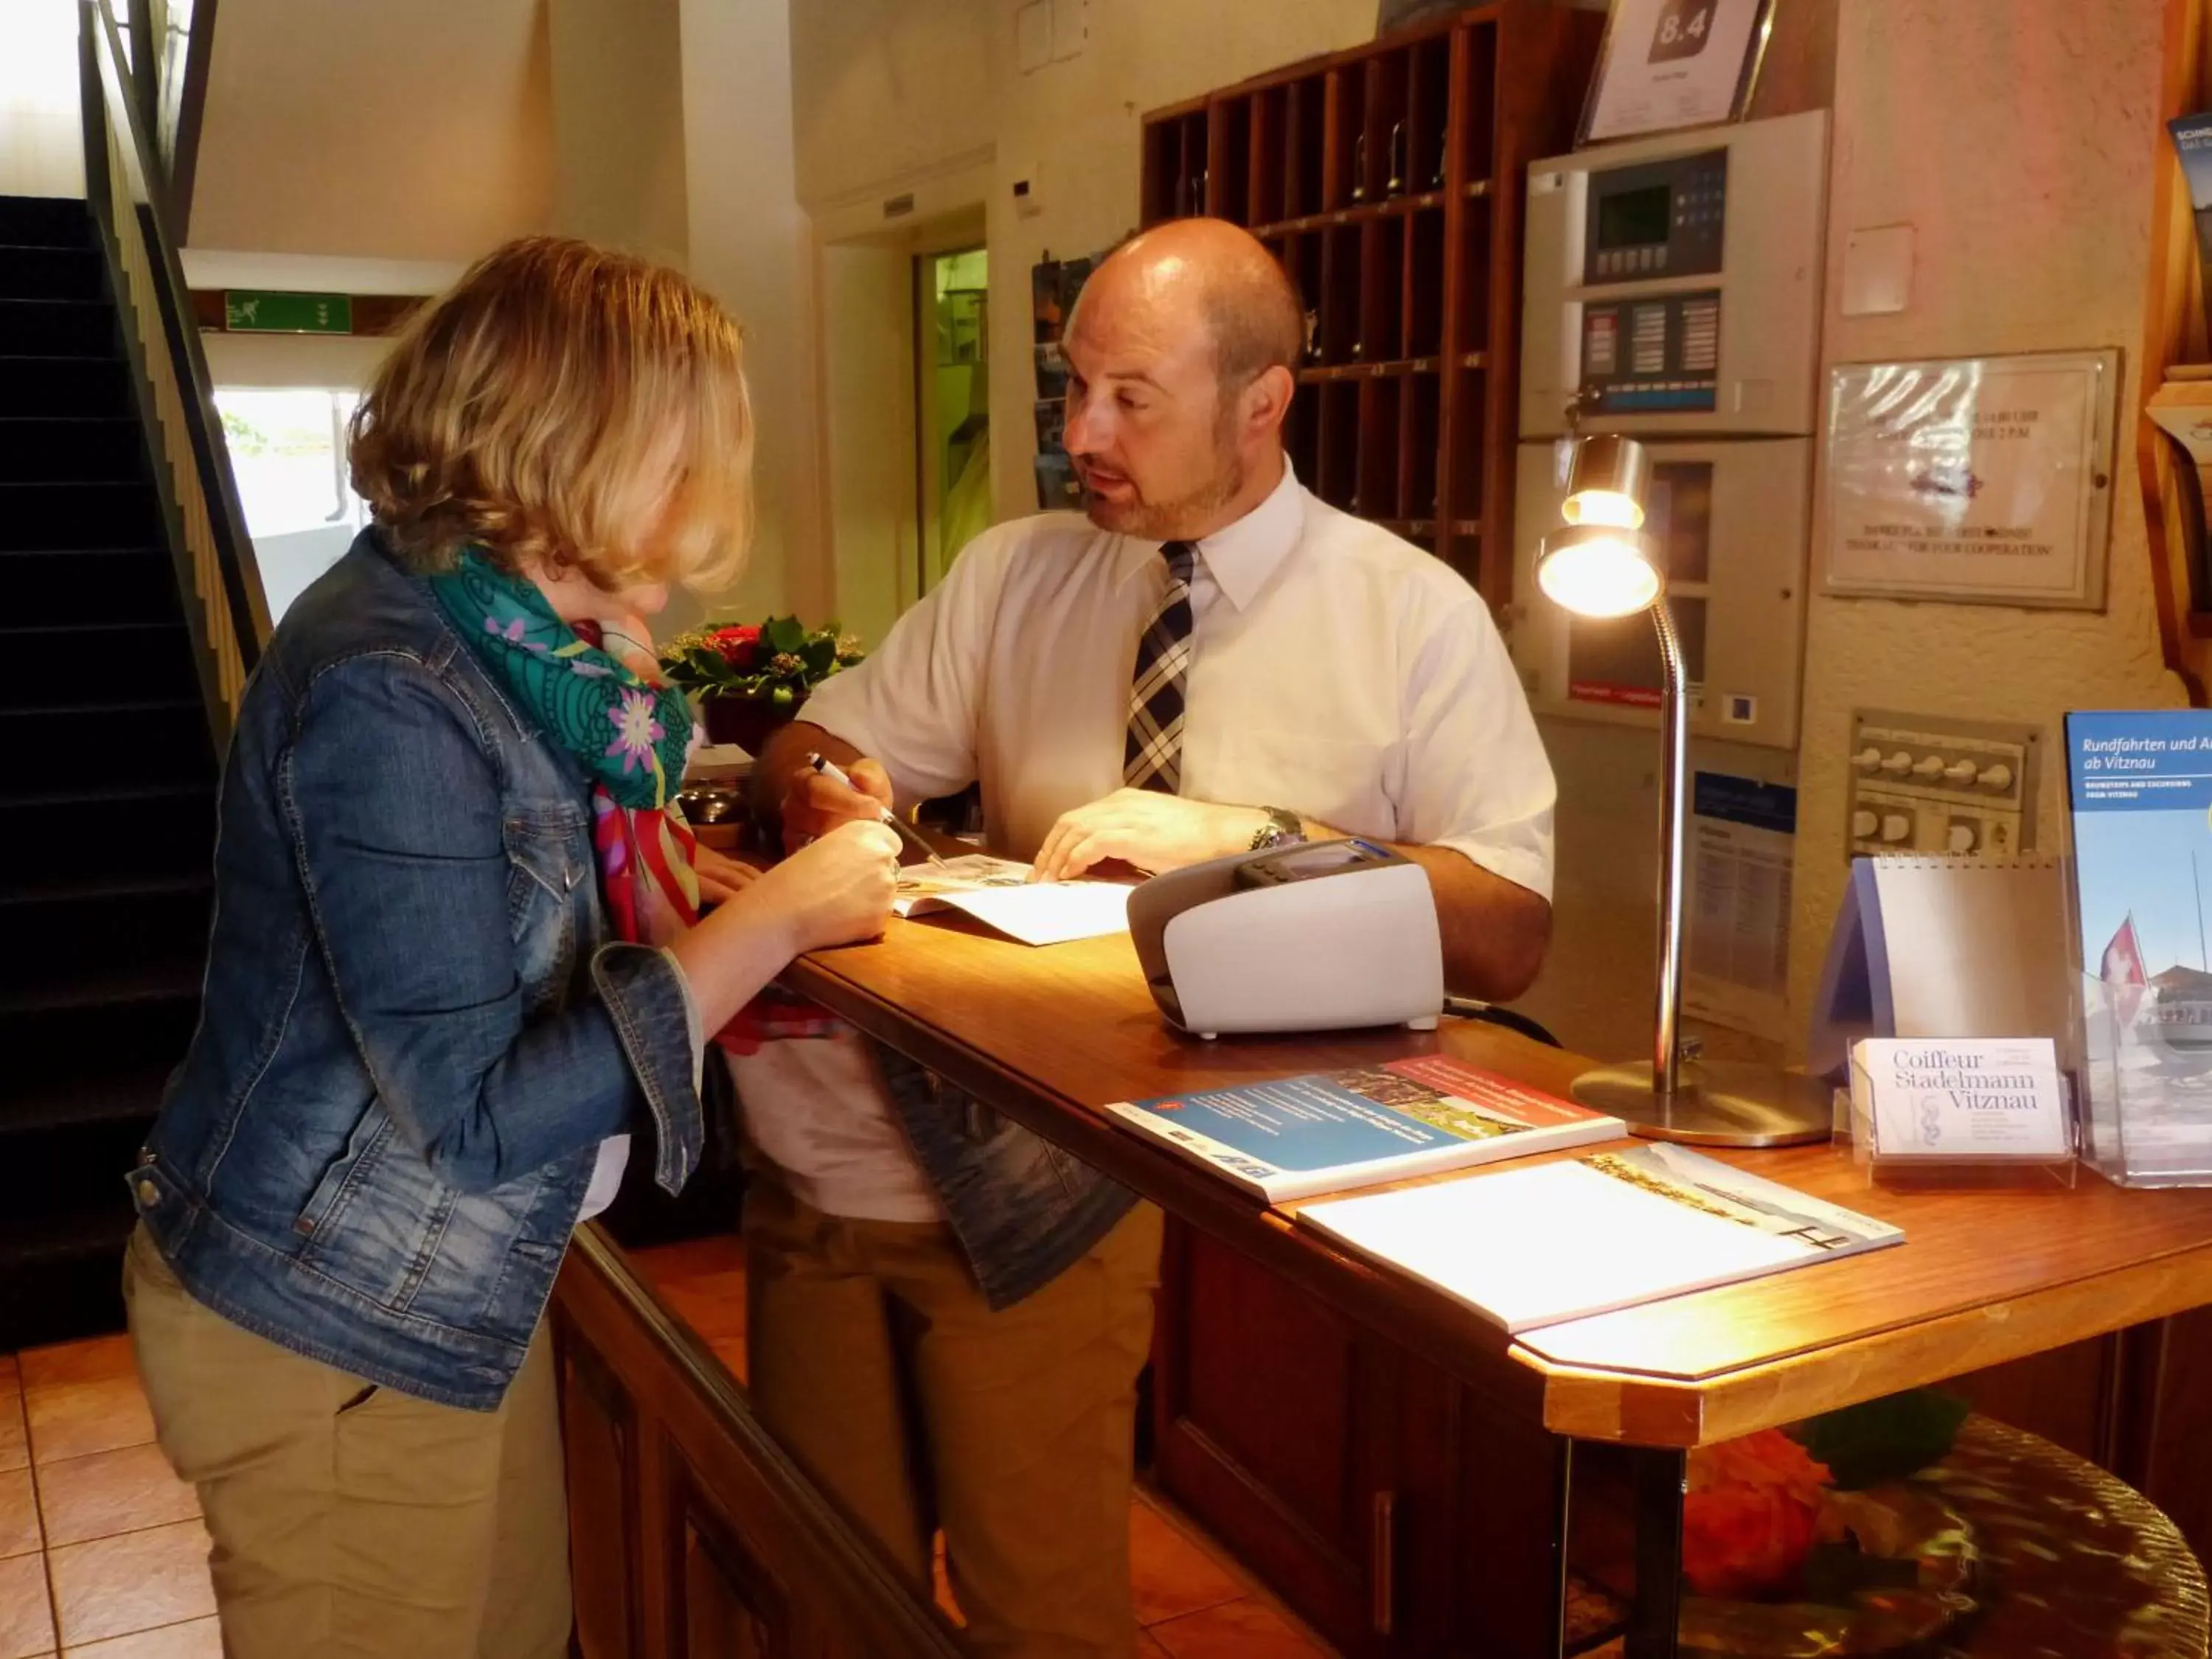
xmin=1123 ymin=540 xmax=1198 ymax=793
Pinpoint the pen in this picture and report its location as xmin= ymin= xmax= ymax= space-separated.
xmin=806 ymin=754 xmax=949 ymax=871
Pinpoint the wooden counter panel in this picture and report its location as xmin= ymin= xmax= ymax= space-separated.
xmin=787 ymin=919 xmax=2212 ymax=1444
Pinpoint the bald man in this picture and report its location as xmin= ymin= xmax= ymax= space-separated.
xmin=740 ymin=219 xmax=1557 ymax=1658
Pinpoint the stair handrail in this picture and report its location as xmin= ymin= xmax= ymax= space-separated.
xmin=80 ymin=0 xmax=268 ymax=737
xmin=148 ymin=0 xmax=218 ymax=237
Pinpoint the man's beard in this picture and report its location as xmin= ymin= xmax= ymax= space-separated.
xmin=1083 ymin=423 xmax=1245 ymax=539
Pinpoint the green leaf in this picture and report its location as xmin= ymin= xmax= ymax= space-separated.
xmin=800 ymin=637 xmax=836 ymax=675
xmin=1786 ymin=1389 xmax=1970 ymax=1489
xmin=765 ymin=615 xmax=807 ymax=655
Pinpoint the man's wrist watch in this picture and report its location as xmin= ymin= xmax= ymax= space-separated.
xmin=1249 ymin=806 xmax=1307 ymax=852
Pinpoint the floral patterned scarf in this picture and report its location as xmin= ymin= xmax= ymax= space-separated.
xmin=428 ymin=550 xmax=706 ymax=956
xmin=428 ymin=549 xmax=839 ymax=1054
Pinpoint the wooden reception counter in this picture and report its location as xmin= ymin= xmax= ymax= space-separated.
xmin=552 ymin=914 xmax=2212 ymax=1659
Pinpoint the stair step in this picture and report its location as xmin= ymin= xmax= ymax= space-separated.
xmin=0 ymin=700 xmax=215 ymax=793
xmin=0 ymin=784 xmax=215 ymax=889
xmin=0 ymin=244 xmax=105 ymax=304
xmin=0 ymin=548 xmax=192 ymax=626
xmin=0 ymin=417 xmax=147 ymax=483
xmin=0 ymin=961 xmax=207 ymax=1018
xmin=1 ymin=996 xmax=201 ymax=1099
xmin=0 ymin=1057 xmax=174 ymax=1127
xmin=0 ymin=298 xmax=116 ymax=358
xmin=0 ymin=1204 xmax=135 ymax=1351
xmin=0 ymin=479 xmax=164 ymax=552
xmin=0 ymin=777 xmax=216 ymax=810
xmin=0 ymin=621 xmax=201 ymax=711
xmin=0 ymin=884 xmax=213 ymax=1002
xmin=0 ymin=1113 xmax=157 ymax=1211
xmin=0 ymin=355 xmax=133 ymax=418
xmin=0 ymin=870 xmax=211 ymax=906
xmin=0 ymin=195 xmax=94 ymax=251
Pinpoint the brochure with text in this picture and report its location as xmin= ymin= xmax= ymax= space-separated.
xmin=1298 ymin=1143 xmax=1904 ymax=1333
xmin=2066 ymin=710 xmax=2212 ymax=1183
xmin=1106 ymin=1057 xmax=1621 ymax=1203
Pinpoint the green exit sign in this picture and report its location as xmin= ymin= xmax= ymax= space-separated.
xmin=223 ymin=291 xmax=353 ymax=335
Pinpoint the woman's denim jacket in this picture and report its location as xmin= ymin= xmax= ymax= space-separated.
xmin=133 ymin=535 xmax=702 ymax=1411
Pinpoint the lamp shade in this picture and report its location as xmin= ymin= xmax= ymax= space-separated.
xmin=1560 ymin=433 xmax=1652 ymax=530
xmin=1537 ymin=524 xmax=1663 ymax=619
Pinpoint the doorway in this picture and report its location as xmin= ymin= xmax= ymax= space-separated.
xmin=814 ymin=206 xmax=990 ymax=655
xmin=916 ymin=245 xmax=990 ymax=596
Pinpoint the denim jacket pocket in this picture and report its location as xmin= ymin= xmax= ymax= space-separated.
xmin=294 ymin=1106 xmax=398 ymax=1242
xmin=503 ymin=804 xmax=588 ymax=1004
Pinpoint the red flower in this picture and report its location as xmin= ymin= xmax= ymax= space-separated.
xmin=1679 ymin=1430 xmax=1832 ymax=1599
xmin=708 ymin=624 xmax=760 ymax=669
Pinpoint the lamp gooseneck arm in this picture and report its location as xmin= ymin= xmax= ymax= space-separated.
xmin=1651 ymin=597 xmax=1690 ymax=1101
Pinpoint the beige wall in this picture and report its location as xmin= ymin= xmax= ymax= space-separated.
xmin=189 ymin=0 xmax=554 ymax=260
xmin=549 ymin=0 xmax=690 ymax=263
xmin=1782 ymin=0 xmax=2186 ymax=1041
xmin=790 ymin=0 xmax=1380 ymax=552
xmin=1522 ymin=0 xmax=2188 ymax=1065
xmin=673 ymin=0 xmax=821 ymax=632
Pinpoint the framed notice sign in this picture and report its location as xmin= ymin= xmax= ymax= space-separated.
xmin=1823 ymin=351 xmax=2118 ymax=611
xmin=1578 ymin=0 xmax=1775 ymax=146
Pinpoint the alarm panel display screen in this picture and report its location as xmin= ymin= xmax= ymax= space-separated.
xmin=1582 ymin=148 xmax=1728 ymax=284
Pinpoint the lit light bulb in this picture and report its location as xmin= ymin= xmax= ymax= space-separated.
xmin=1561 ymin=487 xmax=1644 ymax=530
xmin=1537 ymin=528 xmax=1663 ymax=619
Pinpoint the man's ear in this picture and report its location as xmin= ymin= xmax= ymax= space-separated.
xmin=1242 ymin=365 xmax=1295 ymax=440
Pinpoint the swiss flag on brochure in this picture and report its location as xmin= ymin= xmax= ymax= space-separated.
xmin=2103 ymin=914 xmax=2149 ymax=1023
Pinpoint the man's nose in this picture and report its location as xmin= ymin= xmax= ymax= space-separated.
xmin=1062 ymin=389 xmax=1105 ymax=455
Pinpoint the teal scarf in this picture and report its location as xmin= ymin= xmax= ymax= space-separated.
xmin=428 ymin=550 xmax=693 ymax=810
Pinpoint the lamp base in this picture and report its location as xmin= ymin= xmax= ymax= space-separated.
xmin=1570 ymin=1060 xmax=1834 ymax=1148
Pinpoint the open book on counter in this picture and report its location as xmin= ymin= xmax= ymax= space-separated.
xmin=894 ymin=854 xmax=1130 ymax=947
xmin=1298 ymin=1143 xmax=1904 ymax=1333
xmin=1105 ymin=1057 xmax=1623 ymax=1203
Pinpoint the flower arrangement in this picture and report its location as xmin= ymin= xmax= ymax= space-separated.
xmin=658 ymin=616 xmax=865 ymax=709
xmin=1678 ymin=1389 xmax=1972 ymax=1603
xmin=1681 ymin=1430 xmax=1833 ymax=1598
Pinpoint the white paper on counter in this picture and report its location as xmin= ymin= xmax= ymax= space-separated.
xmin=895 ymin=854 xmax=1130 ymax=946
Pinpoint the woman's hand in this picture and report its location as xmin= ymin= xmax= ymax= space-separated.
xmin=667 ymin=821 xmax=900 ymax=1030
xmin=743 ymin=820 xmax=902 ymax=953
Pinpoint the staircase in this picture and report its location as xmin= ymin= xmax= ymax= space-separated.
xmin=0 ymin=193 xmax=220 ymax=1349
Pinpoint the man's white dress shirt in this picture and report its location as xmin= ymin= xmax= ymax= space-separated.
xmin=728 ymin=465 xmax=1557 ymax=1222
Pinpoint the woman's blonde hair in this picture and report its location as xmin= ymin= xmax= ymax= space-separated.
xmin=349 ymin=236 xmax=752 ymax=592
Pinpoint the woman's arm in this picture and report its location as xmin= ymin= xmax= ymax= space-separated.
xmin=281 ymin=653 xmax=693 ymax=1194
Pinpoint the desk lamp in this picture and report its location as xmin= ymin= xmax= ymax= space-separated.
xmin=1537 ymin=434 xmax=1832 ymax=1147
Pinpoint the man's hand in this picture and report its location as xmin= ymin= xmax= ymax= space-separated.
xmin=689 ymin=843 xmax=761 ymax=905
xmin=778 ymin=755 xmax=894 ymax=855
xmin=1031 ymin=789 xmax=1266 ymax=883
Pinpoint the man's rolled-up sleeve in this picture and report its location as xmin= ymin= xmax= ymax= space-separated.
xmin=801 ymin=527 xmax=1015 ymax=806
xmin=1397 ymin=599 xmax=1558 ymax=902
xmin=280 ymin=653 xmax=701 ymax=1195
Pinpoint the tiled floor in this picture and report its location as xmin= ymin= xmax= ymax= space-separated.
xmin=0 ymin=1338 xmax=218 ymax=1659
xmin=0 ymin=1239 xmax=1332 ymax=1659
xmin=631 ymin=1235 xmax=1336 ymax=1658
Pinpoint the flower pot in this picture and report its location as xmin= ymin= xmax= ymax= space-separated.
xmin=702 ymin=692 xmax=805 ymax=757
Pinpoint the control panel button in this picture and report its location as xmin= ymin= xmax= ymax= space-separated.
xmin=1880 ymin=751 xmax=1913 ymax=775
xmin=1912 ymin=755 xmax=1946 ymax=778
xmin=1853 ymin=747 xmax=1882 ymax=771
xmin=1947 ymin=823 xmax=1978 ymax=854
xmin=1880 ymin=813 xmax=1912 ymax=843
xmin=1977 ymin=764 xmax=2014 ymax=791
xmin=1852 ymin=810 xmax=1879 ymax=839
xmin=1944 ymin=759 xmax=1978 ymax=783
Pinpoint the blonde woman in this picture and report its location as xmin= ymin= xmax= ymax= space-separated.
xmin=122 ymin=237 xmax=899 ymax=1659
